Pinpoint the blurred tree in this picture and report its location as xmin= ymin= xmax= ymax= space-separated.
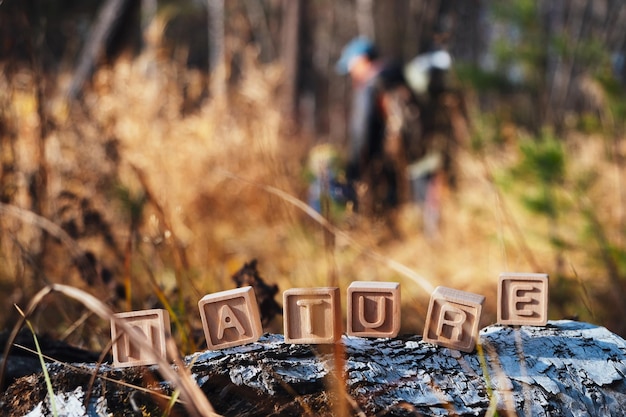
xmin=463 ymin=0 xmax=626 ymax=133
xmin=280 ymin=0 xmax=302 ymax=122
xmin=206 ymin=0 xmax=226 ymax=97
xmin=67 ymin=0 xmax=139 ymax=99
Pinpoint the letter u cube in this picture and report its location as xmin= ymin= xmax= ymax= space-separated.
xmin=347 ymin=281 xmax=400 ymax=338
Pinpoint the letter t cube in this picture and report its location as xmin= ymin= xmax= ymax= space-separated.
xmin=283 ymin=287 xmax=342 ymax=344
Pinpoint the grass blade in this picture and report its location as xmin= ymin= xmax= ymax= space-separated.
xmin=15 ymin=305 xmax=58 ymax=417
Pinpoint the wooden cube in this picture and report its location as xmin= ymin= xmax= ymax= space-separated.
xmin=283 ymin=287 xmax=342 ymax=344
xmin=498 ymin=273 xmax=549 ymax=326
xmin=198 ymin=286 xmax=263 ymax=350
xmin=423 ymin=286 xmax=485 ymax=353
xmin=111 ymin=309 xmax=171 ymax=368
xmin=347 ymin=281 xmax=400 ymax=338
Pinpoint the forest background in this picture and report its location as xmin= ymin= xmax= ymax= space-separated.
xmin=2 ymin=0 xmax=626 ymax=356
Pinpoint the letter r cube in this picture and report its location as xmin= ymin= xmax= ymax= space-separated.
xmin=283 ymin=287 xmax=342 ymax=344
xmin=423 ymin=286 xmax=485 ymax=353
xmin=498 ymin=273 xmax=549 ymax=326
xmin=198 ymin=286 xmax=263 ymax=350
xmin=111 ymin=309 xmax=171 ymax=368
xmin=347 ymin=281 xmax=400 ymax=338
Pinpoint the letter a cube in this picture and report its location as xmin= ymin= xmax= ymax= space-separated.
xmin=347 ymin=281 xmax=400 ymax=338
xmin=283 ymin=287 xmax=342 ymax=344
xmin=498 ymin=273 xmax=549 ymax=326
xmin=111 ymin=309 xmax=171 ymax=368
xmin=198 ymin=286 xmax=263 ymax=350
xmin=423 ymin=286 xmax=485 ymax=353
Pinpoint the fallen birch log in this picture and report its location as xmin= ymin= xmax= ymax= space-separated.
xmin=2 ymin=320 xmax=626 ymax=416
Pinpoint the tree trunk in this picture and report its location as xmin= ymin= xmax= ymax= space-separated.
xmin=3 ymin=320 xmax=626 ymax=416
xmin=280 ymin=0 xmax=301 ymax=123
xmin=66 ymin=0 xmax=130 ymax=99
xmin=207 ymin=0 xmax=226 ymax=98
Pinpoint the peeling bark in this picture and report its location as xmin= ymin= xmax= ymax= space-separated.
xmin=2 ymin=320 xmax=626 ymax=416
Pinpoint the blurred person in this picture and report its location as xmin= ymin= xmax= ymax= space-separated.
xmin=403 ymin=31 xmax=455 ymax=238
xmin=336 ymin=34 xmax=462 ymax=237
xmin=306 ymin=143 xmax=357 ymax=218
xmin=336 ymin=37 xmax=416 ymax=220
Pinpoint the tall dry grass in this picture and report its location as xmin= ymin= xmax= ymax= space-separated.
xmin=1 ymin=284 xmax=219 ymax=416
xmin=1 ymin=22 xmax=626 ymax=417
xmin=1 ymin=20 xmax=625 ymax=366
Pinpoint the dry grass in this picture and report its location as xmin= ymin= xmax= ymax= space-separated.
xmin=2 ymin=31 xmax=626 ymax=417
xmin=1 ymin=284 xmax=219 ymax=416
xmin=1 ymin=34 xmax=625 ymax=364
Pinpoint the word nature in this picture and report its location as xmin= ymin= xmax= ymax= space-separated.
xmin=110 ymin=273 xmax=548 ymax=367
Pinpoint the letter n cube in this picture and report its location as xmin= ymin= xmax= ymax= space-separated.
xmin=198 ymin=286 xmax=263 ymax=350
xmin=423 ymin=286 xmax=485 ymax=353
xmin=347 ymin=281 xmax=400 ymax=338
xmin=283 ymin=287 xmax=342 ymax=344
xmin=498 ymin=273 xmax=549 ymax=326
xmin=111 ymin=309 xmax=171 ymax=368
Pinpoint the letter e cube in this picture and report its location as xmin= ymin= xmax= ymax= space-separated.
xmin=284 ymin=287 xmax=342 ymax=344
xmin=198 ymin=286 xmax=263 ymax=350
xmin=498 ymin=273 xmax=549 ymax=326
xmin=347 ymin=281 xmax=400 ymax=338
xmin=423 ymin=286 xmax=485 ymax=353
xmin=111 ymin=309 xmax=171 ymax=368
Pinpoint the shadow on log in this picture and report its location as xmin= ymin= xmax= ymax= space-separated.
xmin=2 ymin=320 xmax=626 ymax=416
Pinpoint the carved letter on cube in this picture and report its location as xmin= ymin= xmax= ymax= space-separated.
xmin=283 ymin=287 xmax=341 ymax=344
xmin=498 ymin=273 xmax=549 ymax=326
xmin=347 ymin=282 xmax=400 ymax=338
xmin=423 ymin=286 xmax=485 ymax=353
xmin=198 ymin=286 xmax=263 ymax=350
xmin=111 ymin=309 xmax=171 ymax=368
